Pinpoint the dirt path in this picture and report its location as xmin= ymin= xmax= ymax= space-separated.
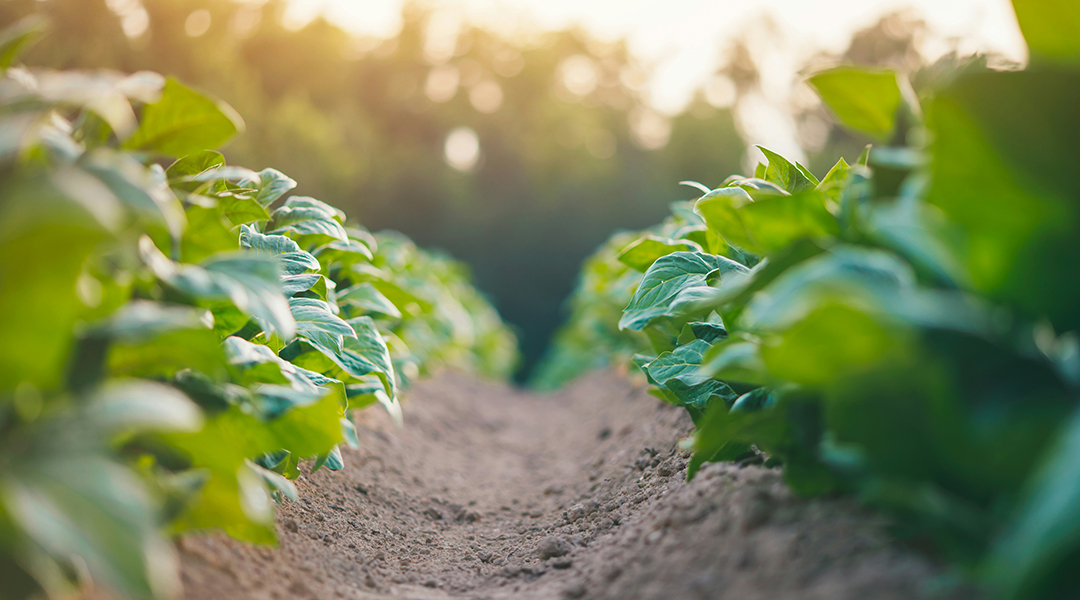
xmin=176 ymin=371 xmax=966 ymax=600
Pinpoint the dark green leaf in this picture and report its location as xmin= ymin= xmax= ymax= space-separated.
xmin=620 ymin=252 xmax=748 ymax=331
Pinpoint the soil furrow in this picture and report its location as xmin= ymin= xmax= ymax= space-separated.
xmin=175 ymin=371 xmax=965 ymax=600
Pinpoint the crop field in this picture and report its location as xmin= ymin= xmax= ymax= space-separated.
xmin=1 ymin=0 xmax=1079 ymax=599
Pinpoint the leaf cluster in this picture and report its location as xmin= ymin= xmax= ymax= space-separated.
xmin=547 ymin=2 xmax=1080 ymax=597
xmin=0 ymin=19 xmax=516 ymax=600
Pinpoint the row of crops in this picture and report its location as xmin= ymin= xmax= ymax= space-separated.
xmin=539 ymin=1 xmax=1080 ymax=597
xmin=0 ymin=17 xmax=517 ymax=600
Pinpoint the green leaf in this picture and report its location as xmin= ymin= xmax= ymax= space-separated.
xmin=290 ymin=297 xmax=356 ymax=343
xmin=1012 ymin=0 xmax=1080 ymax=64
xmin=808 ymin=67 xmax=902 ymax=140
xmin=282 ymin=196 xmax=345 ymax=222
xmin=694 ymin=186 xmax=758 ymax=253
xmin=239 ymin=169 xmax=297 ymax=208
xmin=311 ymin=445 xmax=345 ymax=473
xmin=925 ymin=70 xmax=1080 ymax=332
xmin=644 ymin=339 xmax=714 ymax=388
xmin=344 ymin=316 xmax=398 ymax=400
xmin=239 ymin=225 xmax=320 ymax=275
xmin=3 ymin=456 xmax=180 ymax=599
xmin=221 ymin=337 xmax=334 ymax=398
xmin=616 ymin=236 xmax=699 ymax=272
xmin=141 ymin=238 xmax=295 ymax=338
xmin=216 ymin=195 xmax=269 ymax=227
xmin=123 ymin=78 xmax=243 ymax=157
xmin=757 ymin=146 xmax=817 ymax=193
xmin=165 ymin=151 xmax=225 ymax=183
xmin=620 ymin=252 xmax=749 ymax=331
xmin=266 ymin=205 xmax=348 ymax=244
xmin=736 ymin=189 xmax=838 ymax=254
xmin=83 ymin=380 xmax=204 ymax=435
xmin=642 ymin=339 xmax=737 ymax=418
xmin=82 ymin=300 xmax=227 ymax=381
xmin=687 ymin=399 xmax=788 ymax=479
xmin=82 ymin=150 xmax=187 ymax=239
xmin=161 ymin=393 xmax=343 ymax=542
xmin=0 ymin=15 xmax=47 ymax=69
xmin=816 ymin=157 xmax=851 ymax=206
xmin=337 ymin=282 xmax=402 ymax=318
xmin=986 ymin=406 xmax=1080 ymax=599
xmin=313 ymin=240 xmax=374 ymax=269
xmin=180 ymin=203 xmax=237 ymax=264
xmin=700 ymin=337 xmax=767 ymax=385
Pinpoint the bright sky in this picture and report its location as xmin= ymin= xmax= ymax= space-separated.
xmin=285 ymin=0 xmax=1027 ymax=114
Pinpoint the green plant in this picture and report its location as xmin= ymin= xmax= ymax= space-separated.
xmin=0 ymin=18 xmax=516 ymax=599
xmin=549 ymin=1 xmax=1080 ymax=596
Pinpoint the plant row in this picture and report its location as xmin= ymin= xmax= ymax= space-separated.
xmin=0 ymin=18 xmax=517 ymax=600
xmin=540 ymin=1 xmax=1080 ymax=597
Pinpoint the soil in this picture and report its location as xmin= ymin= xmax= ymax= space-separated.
xmin=173 ymin=370 xmax=971 ymax=600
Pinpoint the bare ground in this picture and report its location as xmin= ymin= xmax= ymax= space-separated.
xmin=175 ymin=370 xmax=971 ymax=600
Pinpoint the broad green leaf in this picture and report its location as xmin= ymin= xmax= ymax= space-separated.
xmin=281 ymin=273 xmax=321 ymax=296
xmin=239 ymin=225 xmax=320 ymax=275
xmin=87 ymin=301 xmax=207 ymax=340
xmin=1011 ymin=0 xmax=1080 ymax=64
xmin=688 ymin=398 xmax=789 ymax=479
xmin=249 ymin=461 xmax=298 ymax=503
xmin=239 ymin=169 xmax=297 ymax=208
xmin=620 ymin=252 xmax=749 ymax=331
xmin=644 ymin=339 xmax=714 ymax=388
xmin=162 ymin=393 xmax=343 ymax=542
xmin=616 ymin=236 xmax=699 ymax=272
xmin=808 ymin=67 xmax=902 ymax=140
xmin=290 ymin=297 xmax=356 ymax=343
xmin=311 ymin=445 xmax=345 ymax=473
xmin=180 ymin=203 xmax=236 ymax=264
xmin=108 ymin=328 xmax=227 ymax=381
xmin=313 ymin=239 xmax=374 ymax=269
xmin=762 ymin=304 xmax=908 ymax=387
xmin=282 ymin=196 xmax=345 ymax=222
xmin=82 ymin=150 xmax=186 ymax=239
xmin=741 ymin=246 xmax=915 ymax=331
xmin=222 ymin=336 xmax=332 ymax=395
xmin=986 ymin=406 xmax=1080 ymax=599
xmin=123 ymin=78 xmax=243 ymax=157
xmin=643 ymin=339 xmax=737 ymax=419
xmin=816 ymin=157 xmax=851 ymax=206
xmin=737 ymin=189 xmax=838 ymax=254
xmin=338 ymin=282 xmax=401 ymax=318
xmin=694 ymin=186 xmax=758 ymax=253
xmin=165 ymin=151 xmax=225 ymax=184
xmin=925 ymin=70 xmax=1080 ymax=332
xmin=0 ymin=16 xmax=47 ymax=69
xmin=83 ymin=380 xmax=203 ymax=434
xmin=3 ymin=456 xmax=180 ymax=599
xmin=266 ymin=205 xmax=348 ymax=244
xmin=80 ymin=300 xmax=227 ymax=381
xmin=0 ymin=180 xmax=106 ymax=389
xmin=216 ymin=195 xmax=269 ymax=227
xmin=757 ymin=146 xmax=817 ymax=193
xmin=344 ymin=316 xmax=398 ymax=399
xmin=700 ymin=337 xmax=767 ymax=385
xmin=141 ymin=238 xmax=295 ymax=338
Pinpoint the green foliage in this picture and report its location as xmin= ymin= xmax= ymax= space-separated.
xmin=1011 ymin=0 xmax=1080 ymax=64
xmin=548 ymin=5 xmax=1080 ymax=596
xmin=0 ymin=27 xmax=516 ymax=600
xmin=808 ymin=67 xmax=903 ymax=140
